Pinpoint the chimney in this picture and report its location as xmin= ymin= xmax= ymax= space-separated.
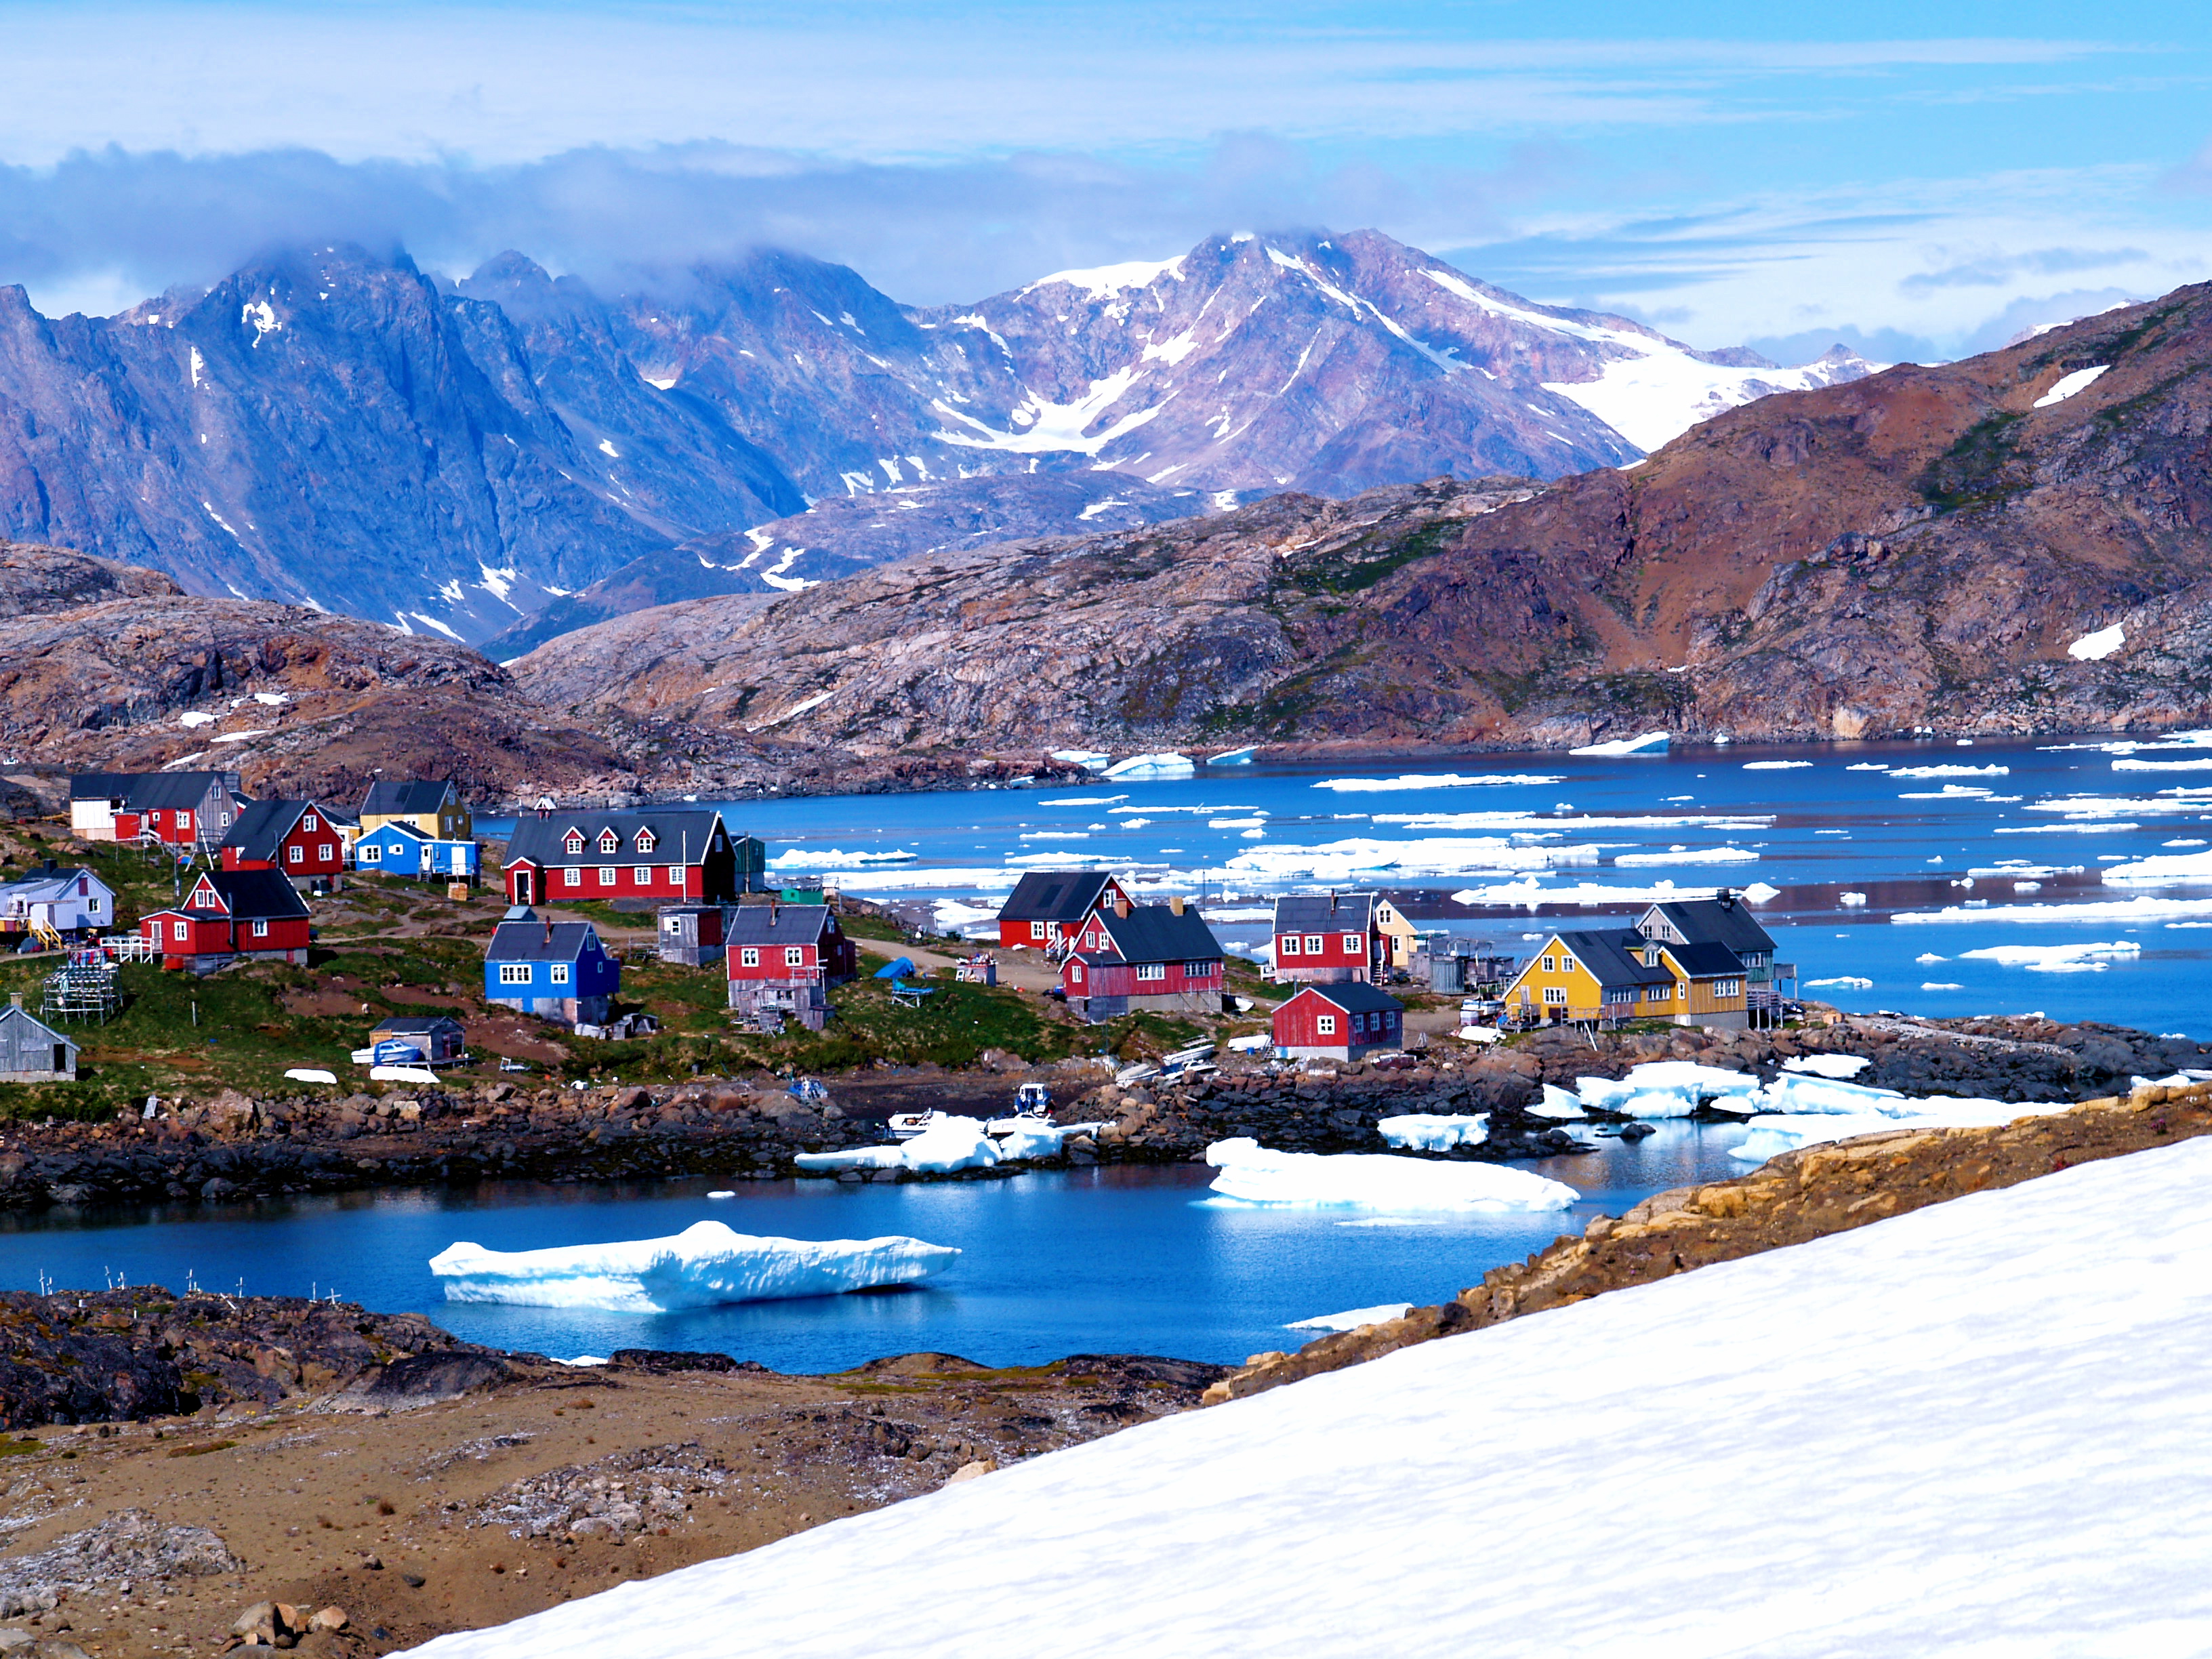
xmin=1169 ymin=895 xmax=1186 ymax=916
xmin=1114 ymin=894 xmax=1130 ymax=918
xmin=1717 ymin=887 xmax=1736 ymax=909
xmin=1328 ymin=889 xmax=1338 ymax=914
xmin=770 ymin=896 xmax=780 ymax=923
xmin=8 ymin=992 xmax=20 ymax=1010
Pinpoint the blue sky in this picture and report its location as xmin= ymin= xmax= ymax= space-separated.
xmin=4 ymin=0 xmax=2211 ymax=357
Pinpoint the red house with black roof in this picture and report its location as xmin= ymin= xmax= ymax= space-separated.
xmin=1272 ymin=982 xmax=1406 ymax=1061
xmin=501 ymin=809 xmax=758 ymax=907
xmin=218 ymin=799 xmax=346 ymax=893
xmin=1059 ymin=895 xmax=1225 ymax=1022
xmin=995 ymin=869 xmax=1134 ymax=954
xmin=726 ymin=901 xmax=858 ymax=1031
xmin=140 ymin=869 xmax=312 ymax=973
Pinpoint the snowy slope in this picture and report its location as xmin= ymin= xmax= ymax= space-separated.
xmin=405 ymin=1135 xmax=2212 ymax=1659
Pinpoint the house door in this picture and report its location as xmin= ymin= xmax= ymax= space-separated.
xmin=514 ymin=870 xmax=533 ymax=904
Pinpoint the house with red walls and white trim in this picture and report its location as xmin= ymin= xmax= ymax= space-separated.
xmin=501 ymin=810 xmax=755 ymax=907
xmin=218 ymin=799 xmax=346 ymax=894
xmin=1058 ymin=895 xmax=1226 ymax=1023
xmin=140 ymin=869 xmax=312 ymax=973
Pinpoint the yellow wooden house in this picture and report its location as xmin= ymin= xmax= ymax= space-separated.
xmin=1502 ymin=928 xmax=1749 ymax=1030
xmin=359 ymin=779 xmax=472 ymax=844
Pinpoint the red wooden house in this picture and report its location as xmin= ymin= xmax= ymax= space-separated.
xmin=502 ymin=810 xmax=743 ymax=907
xmin=82 ymin=771 xmax=245 ymax=850
xmin=1059 ymin=896 xmax=1226 ymax=1023
xmin=995 ymin=870 xmax=1134 ymax=954
xmin=1271 ymin=983 xmax=1405 ymax=1061
xmin=1270 ymin=892 xmax=1420 ymax=985
xmin=726 ymin=902 xmax=858 ymax=1031
xmin=140 ymin=869 xmax=313 ymax=973
xmin=218 ymin=799 xmax=346 ymax=893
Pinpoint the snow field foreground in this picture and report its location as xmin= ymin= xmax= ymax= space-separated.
xmin=426 ymin=1221 xmax=959 ymax=1312
xmin=405 ymin=1136 xmax=2212 ymax=1659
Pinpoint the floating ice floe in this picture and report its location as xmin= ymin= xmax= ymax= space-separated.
xmin=1036 ymin=794 xmax=1128 ymax=806
xmin=931 ymin=899 xmax=1000 ymax=930
xmin=1208 ymin=745 xmax=1258 ymax=765
xmin=1839 ymin=892 xmax=1869 ymax=906
xmin=2101 ymin=849 xmax=2212 ymax=883
xmin=1612 ymin=846 xmax=1758 ymax=867
xmin=428 ymin=1221 xmax=960 ymax=1311
xmin=1891 ymin=764 xmax=2010 ymax=779
xmin=1781 ymin=1055 xmax=1871 ymax=1079
xmin=1103 ymin=752 xmax=1195 ymax=779
xmin=2111 ymin=757 xmax=2212 ymax=772
xmin=1285 ymin=1303 xmax=1414 ymax=1332
xmin=768 ymin=847 xmax=916 ymax=867
xmin=1201 ymin=1139 xmax=1577 ymax=1212
xmin=1574 ymin=1062 xmax=1760 ymax=1118
xmin=1376 ymin=1113 xmax=1490 ymax=1151
xmin=1570 ymin=731 xmax=1669 ymax=756
xmin=1311 ymin=773 xmax=1567 ymax=793
xmin=1923 ymin=982 xmax=1965 ymax=990
xmin=1957 ymin=941 xmax=2141 ymax=973
xmin=1893 ymin=897 xmax=2212 ymax=924
xmin=1051 ymin=750 xmax=1111 ymax=767
xmin=1224 ymin=837 xmax=1597 ymax=884
xmin=1805 ymin=975 xmax=1874 ymax=989
xmin=1449 ymin=877 xmax=1778 ymax=908
xmin=1742 ymin=760 xmax=1812 ymax=771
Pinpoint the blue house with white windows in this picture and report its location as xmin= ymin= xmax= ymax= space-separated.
xmin=354 ymin=821 xmax=480 ymax=881
xmin=483 ymin=907 xmax=620 ymax=1025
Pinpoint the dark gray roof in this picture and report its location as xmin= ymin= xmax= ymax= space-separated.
xmin=363 ymin=779 xmax=456 ymax=816
xmin=726 ymin=904 xmax=835 ymax=945
xmin=1284 ymin=981 xmax=1403 ymax=1015
xmin=504 ymin=809 xmax=729 ymax=867
xmin=1274 ymin=893 xmax=1378 ymax=932
xmin=1641 ymin=897 xmax=1776 ymax=956
xmin=220 ymin=798 xmax=317 ymax=862
xmin=102 ymin=772 xmax=239 ymax=812
xmin=1663 ymin=939 xmax=1750 ymax=979
xmin=998 ymin=870 xmax=1118 ymax=924
xmin=487 ymin=912 xmax=605 ymax=962
xmin=1549 ymin=930 xmax=1674 ymax=989
xmin=372 ymin=1015 xmax=466 ymax=1033
xmin=69 ymin=771 xmax=135 ymax=802
xmin=1093 ymin=903 xmax=1223 ymax=963
xmin=155 ymin=867 xmax=311 ymax=922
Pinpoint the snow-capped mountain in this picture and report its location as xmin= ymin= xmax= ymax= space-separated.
xmin=0 ymin=230 xmax=1874 ymax=643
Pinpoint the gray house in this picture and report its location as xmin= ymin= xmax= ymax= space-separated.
xmin=0 ymin=998 xmax=78 ymax=1082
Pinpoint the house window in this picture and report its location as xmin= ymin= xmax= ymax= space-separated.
xmin=1561 ymin=955 xmax=1577 ymax=974
xmin=1071 ymin=961 xmax=1084 ymax=981
xmin=635 ymin=829 xmax=657 ymax=852
xmin=251 ymin=919 xmax=269 ymax=938
xmin=171 ymin=920 xmax=188 ymax=941
xmin=1135 ymin=962 xmax=1166 ymax=981
xmin=288 ymin=844 xmax=304 ymax=864
xmin=1542 ymin=955 xmax=1557 ymax=973
xmin=550 ymin=963 xmax=571 ymax=985
xmin=1280 ymin=935 xmax=1300 ymax=956
xmin=176 ymin=810 xmax=193 ymax=831
xmin=361 ymin=844 xmax=382 ymax=864
xmin=632 ymin=865 xmax=651 ymax=884
xmin=665 ymin=865 xmax=680 ymax=884
xmin=1341 ymin=933 xmax=1360 ymax=954
xmin=741 ymin=947 xmax=760 ymax=967
xmin=88 ymin=897 xmax=100 ymax=914
xmin=1605 ymin=987 xmax=1635 ymax=1004
xmin=1304 ymin=935 xmax=1324 ymax=954
xmin=303 ymin=813 xmax=318 ymax=831
xmin=1542 ymin=987 xmax=1568 ymax=1005
xmin=565 ymin=834 xmax=585 ymax=855
xmin=598 ymin=866 xmax=616 ymax=887
xmin=785 ymin=946 xmax=804 ymax=966
xmin=598 ymin=830 xmax=620 ymax=853
xmin=499 ymin=963 xmax=531 ymax=985
xmin=1186 ymin=960 xmax=1216 ymax=977
xmin=1316 ymin=1014 xmax=1338 ymax=1036
xmin=1030 ymin=921 xmax=1046 ymax=941
xmin=565 ymin=867 xmax=581 ymax=887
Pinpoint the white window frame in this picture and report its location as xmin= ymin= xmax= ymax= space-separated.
xmin=1030 ymin=920 xmax=1047 ymax=941
xmin=635 ymin=829 xmax=657 ymax=853
xmin=665 ymin=865 xmax=680 ymax=885
xmin=1070 ymin=961 xmax=1084 ymax=982
xmin=1316 ymin=1014 xmax=1338 ymax=1036
xmin=1542 ymin=955 xmax=1557 ymax=973
xmin=741 ymin=947 xmax=760 ymax=967
xmin=598 ymin=830 xmax=621 ymax=854
xmin=784 ymin=945 xmax=804 ymax=966
xmin=1135 ymin=962 xmax=1166 ymax=982
xmin=176 ymin=809 xmax=193 ymax=830
xmin=251 ymin=918 xmax=269 ymax=938
xmin=1280 ymin=935 xmax=1300 ymax=956
xmin=1304 ymin=934 xmax=1324 ymax=954
xmin=565 ymin=866 xmax=581 ymax=887
xmin=565 ymin=834 xmax=585 ymax=856
xmin=498 ymin=962 xmax=531 ymax=985
xmin=288 ymin=844 xmax=304 ymax=864
xmin=598 ymin=865 xmax=617 ymax=887
xmin=632 ymin=865 xmax=651 ymax=884
xmin=550 ymin=962 xmax=571 ymax=985
xmin=303 ymin=813 xmax=318 ymax=832
xmin=361 ymin=844 xmax=382 ymax=864
xmin=1542 ymin=987 xmax=1568 ymax=1005
xmin=171 ymin=919 xmax=188 ymax=941
xmin=1561 ymin=955 xmax=1577 ymax=974
xmin=1341 ymin=933 xmax=1361 ymax=954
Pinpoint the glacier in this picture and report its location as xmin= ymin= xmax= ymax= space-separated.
xmin=1202 ymin=1139 xmax=1576 ymax=1212
xmin=427 ymin=1221 xmax=960 ymax=1311
xmin=396 ymin=1124 xmax=2212 ymax=1659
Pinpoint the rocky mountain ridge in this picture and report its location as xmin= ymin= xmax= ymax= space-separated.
xmin=511 ymin=281 xmax=2212 ymax=754
xmin=0 ymin=230 xmax=1868 ymax=647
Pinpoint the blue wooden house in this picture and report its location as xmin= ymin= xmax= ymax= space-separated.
xmin=354 ymin=821 xmax=480 ymax=881
xmin=484 ymin=907 xmax=619 ymax=1025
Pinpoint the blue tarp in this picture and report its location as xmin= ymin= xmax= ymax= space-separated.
xmin=874 ymin=956 xmax=916 ymax=980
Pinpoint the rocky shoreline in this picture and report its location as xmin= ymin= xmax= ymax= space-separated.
xmin=3 ymin=1014 xmax=2205 ymax=1212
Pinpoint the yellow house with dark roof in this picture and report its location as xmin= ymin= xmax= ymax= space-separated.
xmin=1502 ymin=928 xmax=1749 ymax=1029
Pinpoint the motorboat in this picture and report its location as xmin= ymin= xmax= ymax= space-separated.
xmin=787 ymin=1078 xmax=832 ymax=1104
xmin=887 ymin=1109 xmax=943 ymax=1141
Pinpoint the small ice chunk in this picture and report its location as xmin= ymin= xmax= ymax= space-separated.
xmin=428 ymin=1220 xmax=958 ymax=1311
xmin=1531 ymin=1084 xmax=1586 ymax=1120
xmin=1377 ymin=1113 xmax=1489 ymax=1151
xmin=1780 ymin=1055 xmax=1872 ymax=1080
xmin=1202 ymin=1139 xmax=1576 ymax=1212
xmin=1839 ymin=892 xmax=1869 ymax=906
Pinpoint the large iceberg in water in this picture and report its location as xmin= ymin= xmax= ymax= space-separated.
xmin=1576 ymin=1061 xmax=1760 ymax=1118
xmin=428 ymin=1221 xmax=960 ymax=1312
xmin=1203 ymin=1139 xmax=1576 ymax=1212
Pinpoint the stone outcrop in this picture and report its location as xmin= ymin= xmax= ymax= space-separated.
xmin=1204 ymin=1077 xmax=2212 ymax=1405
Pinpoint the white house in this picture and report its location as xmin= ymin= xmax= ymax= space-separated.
xmin=0 ymin=865 xmax=118 ymax=939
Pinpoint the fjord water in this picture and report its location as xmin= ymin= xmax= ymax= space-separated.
xmin=0 ymin=1126 xmax=1745 ymax=1371
xmin=654 ymin=731 xmax=2212 ymax=1038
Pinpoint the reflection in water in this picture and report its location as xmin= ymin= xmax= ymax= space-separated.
xmin=0 ymin=1124 xmax=1750 ymax=1370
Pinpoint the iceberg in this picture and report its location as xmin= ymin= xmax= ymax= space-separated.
xmin=1103 ymin=752 xmax=1195 ymax=779
xmin=1202 ymin=1139 xmax=1577 ymax=1212
xmin=1576 ymin=1061 xmax=1759 ymax=1118
xmin=1612 ymin=846 xmax=1758 ymax=866
xmin=1780 ymin=1054 xmax=1871 ymax=1080
xmin=1376 ymin=1113 xmax=1489 ymax=1151
xmin=796 ymin=1115 xmax=1010 ymax=1176
xmin=1051 ymin=750 xmax=1111 ymax=767
xmin=1285 ymin=1302 xmax=1414 ymax=1332
xmin=1570 ymin=731 xmax=1669 ymax=756
xmin=1207 ymin=745 xmax=1258 ymax=764
xmin=1531 ymin=1084 xmax=1586 ymax=1120
xmin=427 ymin=1221 xmax=960 ymax=1311
xmin=1311 ymin=772 xmax=1566 ymax=793
xmin=1958 ymin=941 xmax=2141 ymax=972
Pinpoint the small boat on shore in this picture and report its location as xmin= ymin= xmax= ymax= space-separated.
xmin=887 ymin=1109 xmax=943 ymax=1141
